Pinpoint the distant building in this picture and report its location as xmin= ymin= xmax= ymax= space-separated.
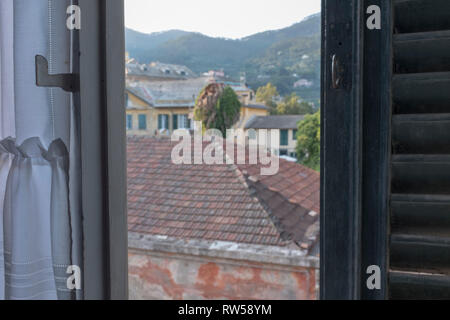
xmin=127 ymin=136 xmax=319 ymax=300
xmin=125 ymin=78 xmax=206 ymax=136
xmin=293 ymin=79 xmax=314 ymax=89
xmin=234 ymin=103 xmax=271 ymax=130
xmin=244 ymin=115 xmax=305 ymax=158
xmin=125 ymin=77 xmax=269 ymax=136
xmin=203 ymin=69 xmax=225 ymax=78
xmin=126 ymin=61 xmax=197 ymax=83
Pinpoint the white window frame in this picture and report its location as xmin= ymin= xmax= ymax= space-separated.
xmin=178 ymin=114 xmax=189 ymax=129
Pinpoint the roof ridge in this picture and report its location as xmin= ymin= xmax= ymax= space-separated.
xmin=219 ymin=145 xmax=290 ymax=247
xmin=242 ymin=173 xmax=320 ymax=252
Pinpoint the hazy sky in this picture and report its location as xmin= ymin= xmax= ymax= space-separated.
xmin=125 ymin=0 xmax=321 ymax=39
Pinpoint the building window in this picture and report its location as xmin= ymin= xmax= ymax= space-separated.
xmin=138 ymin=114 xmax=147 ymax=130
xmin=248 ymin=129 xmax=257 ymax=140
xmin=158 ymin=114 xmax=169 ymax=130
xmin=178 ymin=114 xmax=189 ymax=129
xmin=126 ymin=114 xmax=132 ymax=130
xmin=293 ymin=129 xmax=298 ymax=140
xmin=280 ymin=149 xmax=288 ymax=156
xmin=280 ymin=130 xmax=288 ymax=146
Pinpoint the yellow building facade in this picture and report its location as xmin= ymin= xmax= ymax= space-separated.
xmin=126 ymin=88 xmax=269 ymax=136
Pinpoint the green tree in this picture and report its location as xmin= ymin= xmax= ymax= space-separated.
xmin=296 ymin=110 xmax=320 ymax=171
xmin=194 ymin=84 xmax=241 ymax=135
xmin=255 ymin=83 xmax=279 ymax=112
xmin=275 ymin=93 xmax=313 ymax=115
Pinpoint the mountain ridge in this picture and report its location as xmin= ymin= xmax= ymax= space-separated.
xmin=126 ymin=13 xmax=321 ymax=103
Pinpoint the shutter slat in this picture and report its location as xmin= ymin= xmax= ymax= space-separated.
xmin=392 ymin=155 xmax=450 ymax=194
xmin=393 ymin=72 xmax=450 ymax=114
xmin=394 ymin=0 xmax=450 ymax=34
xmin=392 ymin=114 xmax=450 ymax=154
xmin=391 ymin=194 xmax=450 ymax=237
xmin=389 ymin=271 xmax=450 ymax=300
xmin=391 ymin=234 xmax=450 ymax=274
xmin=394 ymin=31 xmax=450 ymax=73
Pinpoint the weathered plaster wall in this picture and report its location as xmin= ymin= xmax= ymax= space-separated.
xmin=128 ymin=233 xmax=318 ymax=300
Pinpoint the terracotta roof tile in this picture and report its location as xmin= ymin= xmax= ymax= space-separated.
xmin=127 ymin=136 xmax=320 ymax=250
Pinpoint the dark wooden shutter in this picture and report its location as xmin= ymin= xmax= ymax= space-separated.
xmin=389 ymin=0 xmax=450 ymax=299
xmin=158 ymin=114 xmax=162 ymax=130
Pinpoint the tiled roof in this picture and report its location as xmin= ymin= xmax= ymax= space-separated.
xmin=127 ymin=136 xmax=320 ymax=250
xmin=237 ymin=157 xmax=320 ymax=250
xmin=127 ymin=78 xmax=210 ymax=108
xmin=246 ymin=103 xmax=270 ymax=111
xmin=238 ymin=158 xmax=320 ymax=214
xmin=245 ymin=115 xmax=305 ymax=130
xmin=126 ymin=62 xmax=197 ymax=80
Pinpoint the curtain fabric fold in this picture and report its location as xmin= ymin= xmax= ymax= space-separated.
xmin=0 ymin=0 xmax=83 ymax=300
xmin=1 ymin=138 xmax=71 ymax=300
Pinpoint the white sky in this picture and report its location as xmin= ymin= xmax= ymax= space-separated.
xmin=125 ymin=0 xmax=321 ymax=39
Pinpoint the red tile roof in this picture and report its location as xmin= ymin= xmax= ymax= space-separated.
xmin=127 ymin=136 xmax=320 ymax=250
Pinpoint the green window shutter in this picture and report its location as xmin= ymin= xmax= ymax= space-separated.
xmin=280 ymin=130 xmax=288 ymax=146
xmin=173 ymin=114 xmax=178 ymax=130
xmin=158 ymin=115 xmax=162 ymax=129
xmin=187 ymin=118 xmax=192 ymax=130
xmin=138 ymin=114 xmax=147 ymax=130
xmin=126 ymin=114 xmax=132 ymax=130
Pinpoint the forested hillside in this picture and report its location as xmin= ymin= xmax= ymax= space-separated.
xmin=126 ymin=14 xmax=321 ymax=104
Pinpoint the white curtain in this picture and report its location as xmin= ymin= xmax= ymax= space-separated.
xmin=0 ymin=0 xmax=83 ymax=300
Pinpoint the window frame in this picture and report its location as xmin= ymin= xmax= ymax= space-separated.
xmin=76 ymin=0 xmax=395 ymax=301
xmin=79 ymin=0 xmax=127 ymax=299
xmin=178 ymin=114 xmax=189 ymax=129
xmin=158 ymin=114 xmax=169 ymax=130
xmin=248 ymin=129 xmax=257 ymax=140
xmin=321 ymin=0 xmax=391 ymax=300
xmin=126 ymin=114 xmax=133 ymax=130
